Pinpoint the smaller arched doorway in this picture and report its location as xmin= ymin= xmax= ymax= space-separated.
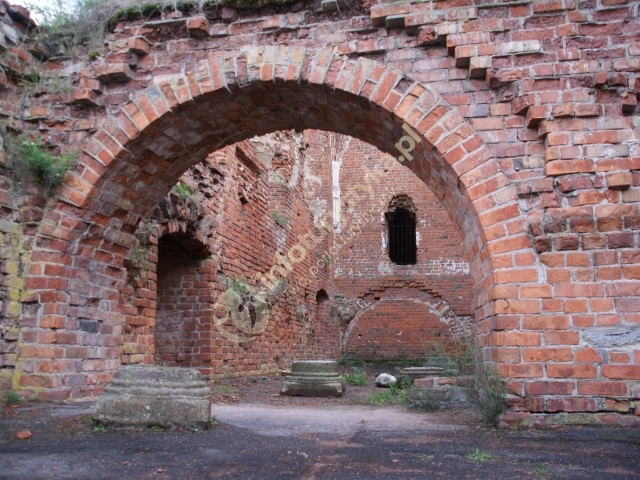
xmin=155 ymin=232 xmax=214 ymax=369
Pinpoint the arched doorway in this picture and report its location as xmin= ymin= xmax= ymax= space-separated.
xmin=19 ymin=47 xmax=526 ymax=398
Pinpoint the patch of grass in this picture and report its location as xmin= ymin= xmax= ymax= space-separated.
xmin=2 ymin=390 xmax=21 ymax=405
xmin=532 ymin=465 xmax=550 ymax=478
xmin=338 ymin=357 xmax=366 ymax=367
xmin=467 ymin=448 xmax=492 ymax=462
xmin=343 ymin=369 xmax=367 ymax=387
xmin=365 ymin=387 xmax=408 ymax=406
xmin=150 ymin=425 xmax=165 ymax=432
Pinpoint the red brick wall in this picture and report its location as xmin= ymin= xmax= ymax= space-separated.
xmin=0 ymin=0 xmax=638 ymax=419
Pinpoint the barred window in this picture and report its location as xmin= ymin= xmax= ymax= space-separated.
xmin=387 ymin=201 xmax=417 ymax=265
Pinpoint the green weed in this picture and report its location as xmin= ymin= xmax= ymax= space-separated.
xmin=9 ymin=135 xmax=75 ymax=196
xmin=467 ymin=448 xmax=492 ymax=462
xmin=423 ymin=338 xmax=507 ymax=423
xmin=365 ymin=387 xmax=408 ymax=406
xmin=343 ymin=369 xmax=367 ymax=387
xmin=2 ymin=390 xmax=21 ymax=405
xmin=172 ymin=182 xmax=195 ymax=197
xmin=532 ymin=465 xmax=550 ymax=478
xmin=92 ymin=420 xmax=107 ymax=432
xmin=470 ymin=360 xmax=508 ymax=423
xmin=338 ymin=357 xmax=366 ymax=367
xmin=228 ymin=278 xmax=248 ymax=296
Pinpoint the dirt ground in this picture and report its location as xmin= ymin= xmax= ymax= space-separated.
xmin=210 ymin=363 xmax=403 ymax=407
xmin=1 ymin=366 xmax=640 ymax=480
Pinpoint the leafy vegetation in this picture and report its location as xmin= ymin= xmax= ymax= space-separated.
xmin=365 ymin=388 xmax=408 ymax=406
xmin=532 ymin=466 xmax=550 ymax=479
xmin=228 ymin=278 xmax=249 ymax=296
xmin=2 ymin=390 xmax=21 ymax=405
xmin=343 ymin=369 xmax=367 ymax=387
xmin=469 ymin=360 xmax=508 ymax=423
xmin=407 ymin=387 xmax=439 ymax=412
xmin=172 ymin=182 xmax=195 ymax=197
xmin=214 ymin=385 xmax=233 ymax=394
xmin=423 ymin=338 xmax=507 ymax=423
xmin=467 ymin=448 xmax=493 ymax=462
xmin=26 ymin=0 xmax=202 ymax=51
xmin=417 ymin=454 xmax=434 ymax=462
xmin=92 ymin=420 xmax=108 ymax=432
xmin=8 ymin=135 xmax=76 ymax=196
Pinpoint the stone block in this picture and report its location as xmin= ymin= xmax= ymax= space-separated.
xmin=93 ymin=365 xmax=211 ymax=427
xmin=281 ymin=360 xmax=345 ymax=397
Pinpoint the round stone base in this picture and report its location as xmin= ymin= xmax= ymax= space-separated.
xmin=280 ymin=360 xmax=346 ymax=397
xmin=93 ymin=365 xmax=211 ymax=427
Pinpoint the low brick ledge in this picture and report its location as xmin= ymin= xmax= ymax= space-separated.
xmin=499 ymin=411 xmax=640 ymax=429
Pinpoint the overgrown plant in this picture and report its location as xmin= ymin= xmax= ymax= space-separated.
xmin=25 ymin=0 xmax=214 ymax=53
xmin=424 ymin=337 xmax=507 ymax=423
xmin=9 ymin=135 xmax=76 ymax=196
xmin=469 ymin=359 xmax=508 ymax=423
xmin=135 ymin=219 xmax=157 ymax=246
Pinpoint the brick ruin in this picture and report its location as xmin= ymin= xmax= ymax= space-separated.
xmin=0 ymin=0 xmax=639 ymax=423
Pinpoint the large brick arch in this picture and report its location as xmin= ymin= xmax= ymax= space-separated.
xmin=23 ymin=46 xmax=525 ymax=398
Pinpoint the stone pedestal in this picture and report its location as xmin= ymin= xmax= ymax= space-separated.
xmin=93 ymin=365 xmax=211 ymax=427
xmin=280 ymin=359 xmax=345 ymax=397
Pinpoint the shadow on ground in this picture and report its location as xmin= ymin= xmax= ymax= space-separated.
xmin=1 ymin=399 xmax=639 ymax=480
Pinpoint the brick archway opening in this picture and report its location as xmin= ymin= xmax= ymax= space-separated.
xmin=22 ymin=48 xmax=523 ymax=399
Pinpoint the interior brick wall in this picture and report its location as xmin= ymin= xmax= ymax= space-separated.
xmin=303 ymin=131 xmax=472 ymax=360
xmin=119 ymin=133 xmax=340 ymax=380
